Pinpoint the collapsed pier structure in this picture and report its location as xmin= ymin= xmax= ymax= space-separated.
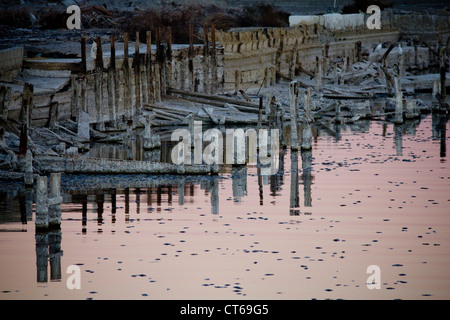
xmin=0 ymin=8 xmax=449 ymax=190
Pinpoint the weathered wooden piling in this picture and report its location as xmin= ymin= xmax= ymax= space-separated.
xmin=166 ymin=27 xmax=173 ymax=92
xmin=211 ymin=22 xmax=218 ymax=93
xmin=289 ymin=81 xmax=299 ymax=151
xmin=235 ymin=70 xmax=241 ymax=93
xmin=188 ymin=24 xmax=195 ymax=92
xmin=48 ymin=172 xmax=62 ymax=228
xmin=203 ymin=23 xmax=211 ymax=94
xmin=394 ymin=76 xmax=403 ymax=124
xmin=48 ymin=101 xmax=59 ymax=130
xmin=398 ymin=44 xmax=404 ymax=79
xmin=134 ymin=31 xmax=141 ymax=113
xmin=94 ymin=36 xmax=105 ymax=130
xmin=355 ymin=41 xmax=362 ymax=62
xmin=146 ymin=31 xmax=155 ymax=104
xmin=154 ymin=28 xmax=162 ymax=102
xmin=439 ymin=44 xmax=447 ymax=101
xmin=20 ymin=83 xmax=33 ymax=127
xmin=405 ymin=99 xmax=420 ymax=119
xmin=123 ymin=32 xmax=133 ymax=116
xmin=301 ymin=88 xmax=313 ymax=150
xmin=35 ymin=175 xmax=48 ymax=230
xmin=258 ymin=96 xmax=264 ymax=128
xmin=315 ymin=57 xmax=322 ymax=91
xmin=24 ymin=149 xmax=33 ymax=186
xmin=107 ymin=34 xmax=117 ymax=126
xmin=0 ymin=85 xmax=11 ymax=119
xmin=81 ymin=36 xmax=87 ymax=74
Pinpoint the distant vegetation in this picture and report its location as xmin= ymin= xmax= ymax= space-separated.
xmin=0 ymin=3 xmax=290 ymax=43
xmin=341 ymin=0 xmax=393 ymax=14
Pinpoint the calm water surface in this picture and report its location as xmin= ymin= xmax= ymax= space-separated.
xmin=0 ymin=114 xmax=448 ymax=300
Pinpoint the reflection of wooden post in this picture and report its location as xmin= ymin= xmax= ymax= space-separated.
xmin=210 ymin=178 xmax=219 ymax=215
xmin=49 ymin=229 xmax=63 ymax=281
xmin=301 ymin=88 xmax=313 ymax=150
xmin=289 ymin=151 xmax=300 ymax=215
xmin=394 ymin=124 xmax=403 ymax=156
xmin=35 ymin=232 xmax=48 ymax=282
xmin=301 ymin=149 xmax=312 ymax=207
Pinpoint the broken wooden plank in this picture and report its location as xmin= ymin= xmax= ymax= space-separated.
xmin=167 ymin=88 xmax=259 ymax=109
xmin=35 ymin=156 xmax=218 ymax=175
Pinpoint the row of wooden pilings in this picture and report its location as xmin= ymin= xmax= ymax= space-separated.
xmin=72 ymin=23 xmax=219 ymax=130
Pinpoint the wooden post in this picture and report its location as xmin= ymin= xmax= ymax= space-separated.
xmin=108 ymin=34 xmax=117 ymax=125
xmin=81 ymin=36 xmax=87 ymax=74
xmin=166 ymin=27 xmax=173 ymax=91
xmin=235 ymin=70 xmax=241 ymax=93
xmin=123 ymin=32 xmax=132 ymax=118
xmin=315 ymin=57 xmax=322 ymax=91
xmin=95 ymin=36 xmax=103 ymax=69
xmin=301 ymin=87 xmax=312 ymax=150
xmin=146 ymin=31 xmax=154 ymax=104
xmin=188 ymin=24 xmax=194 ymax=92
xmin=355 ymin=41 xmax=362 ymax=62
xmin=203 ymin=23 xmax=210 ymax=93
xmin=24 ymin=149 xmax=33 ymax=186
xmin=405 ymin=98 xmax=419 ymax=119
xmin=20 ymin=83 xmax=33 ymax=128
xmin=47 ymin=101 xmax=59 ymax=130
xmin=439 ymin=45 xmax=446 ymax=101
xmin=289 ymin=81 xmax=299 ymax=151
xmin=258 ymin=96 xmax=263 ymax=128
xmin=211 ymin=22 xmax=218 ymax=93
xmin=95 ymin=36 xmax=104 ymax=130
xmin=394 ymin=76 xmax=403 ymax=124
xmin=48 ymin=172 xmax=62 ymax=228
xmin=399 ymin=44 xmax=404 ymax=79
xmin=134 ymin=31 xmax=141 ymax=113
xmin=413 ymin=39 xmax=418 ymax=68
xmin=36 ymin=176 xmax=49 ymax=230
